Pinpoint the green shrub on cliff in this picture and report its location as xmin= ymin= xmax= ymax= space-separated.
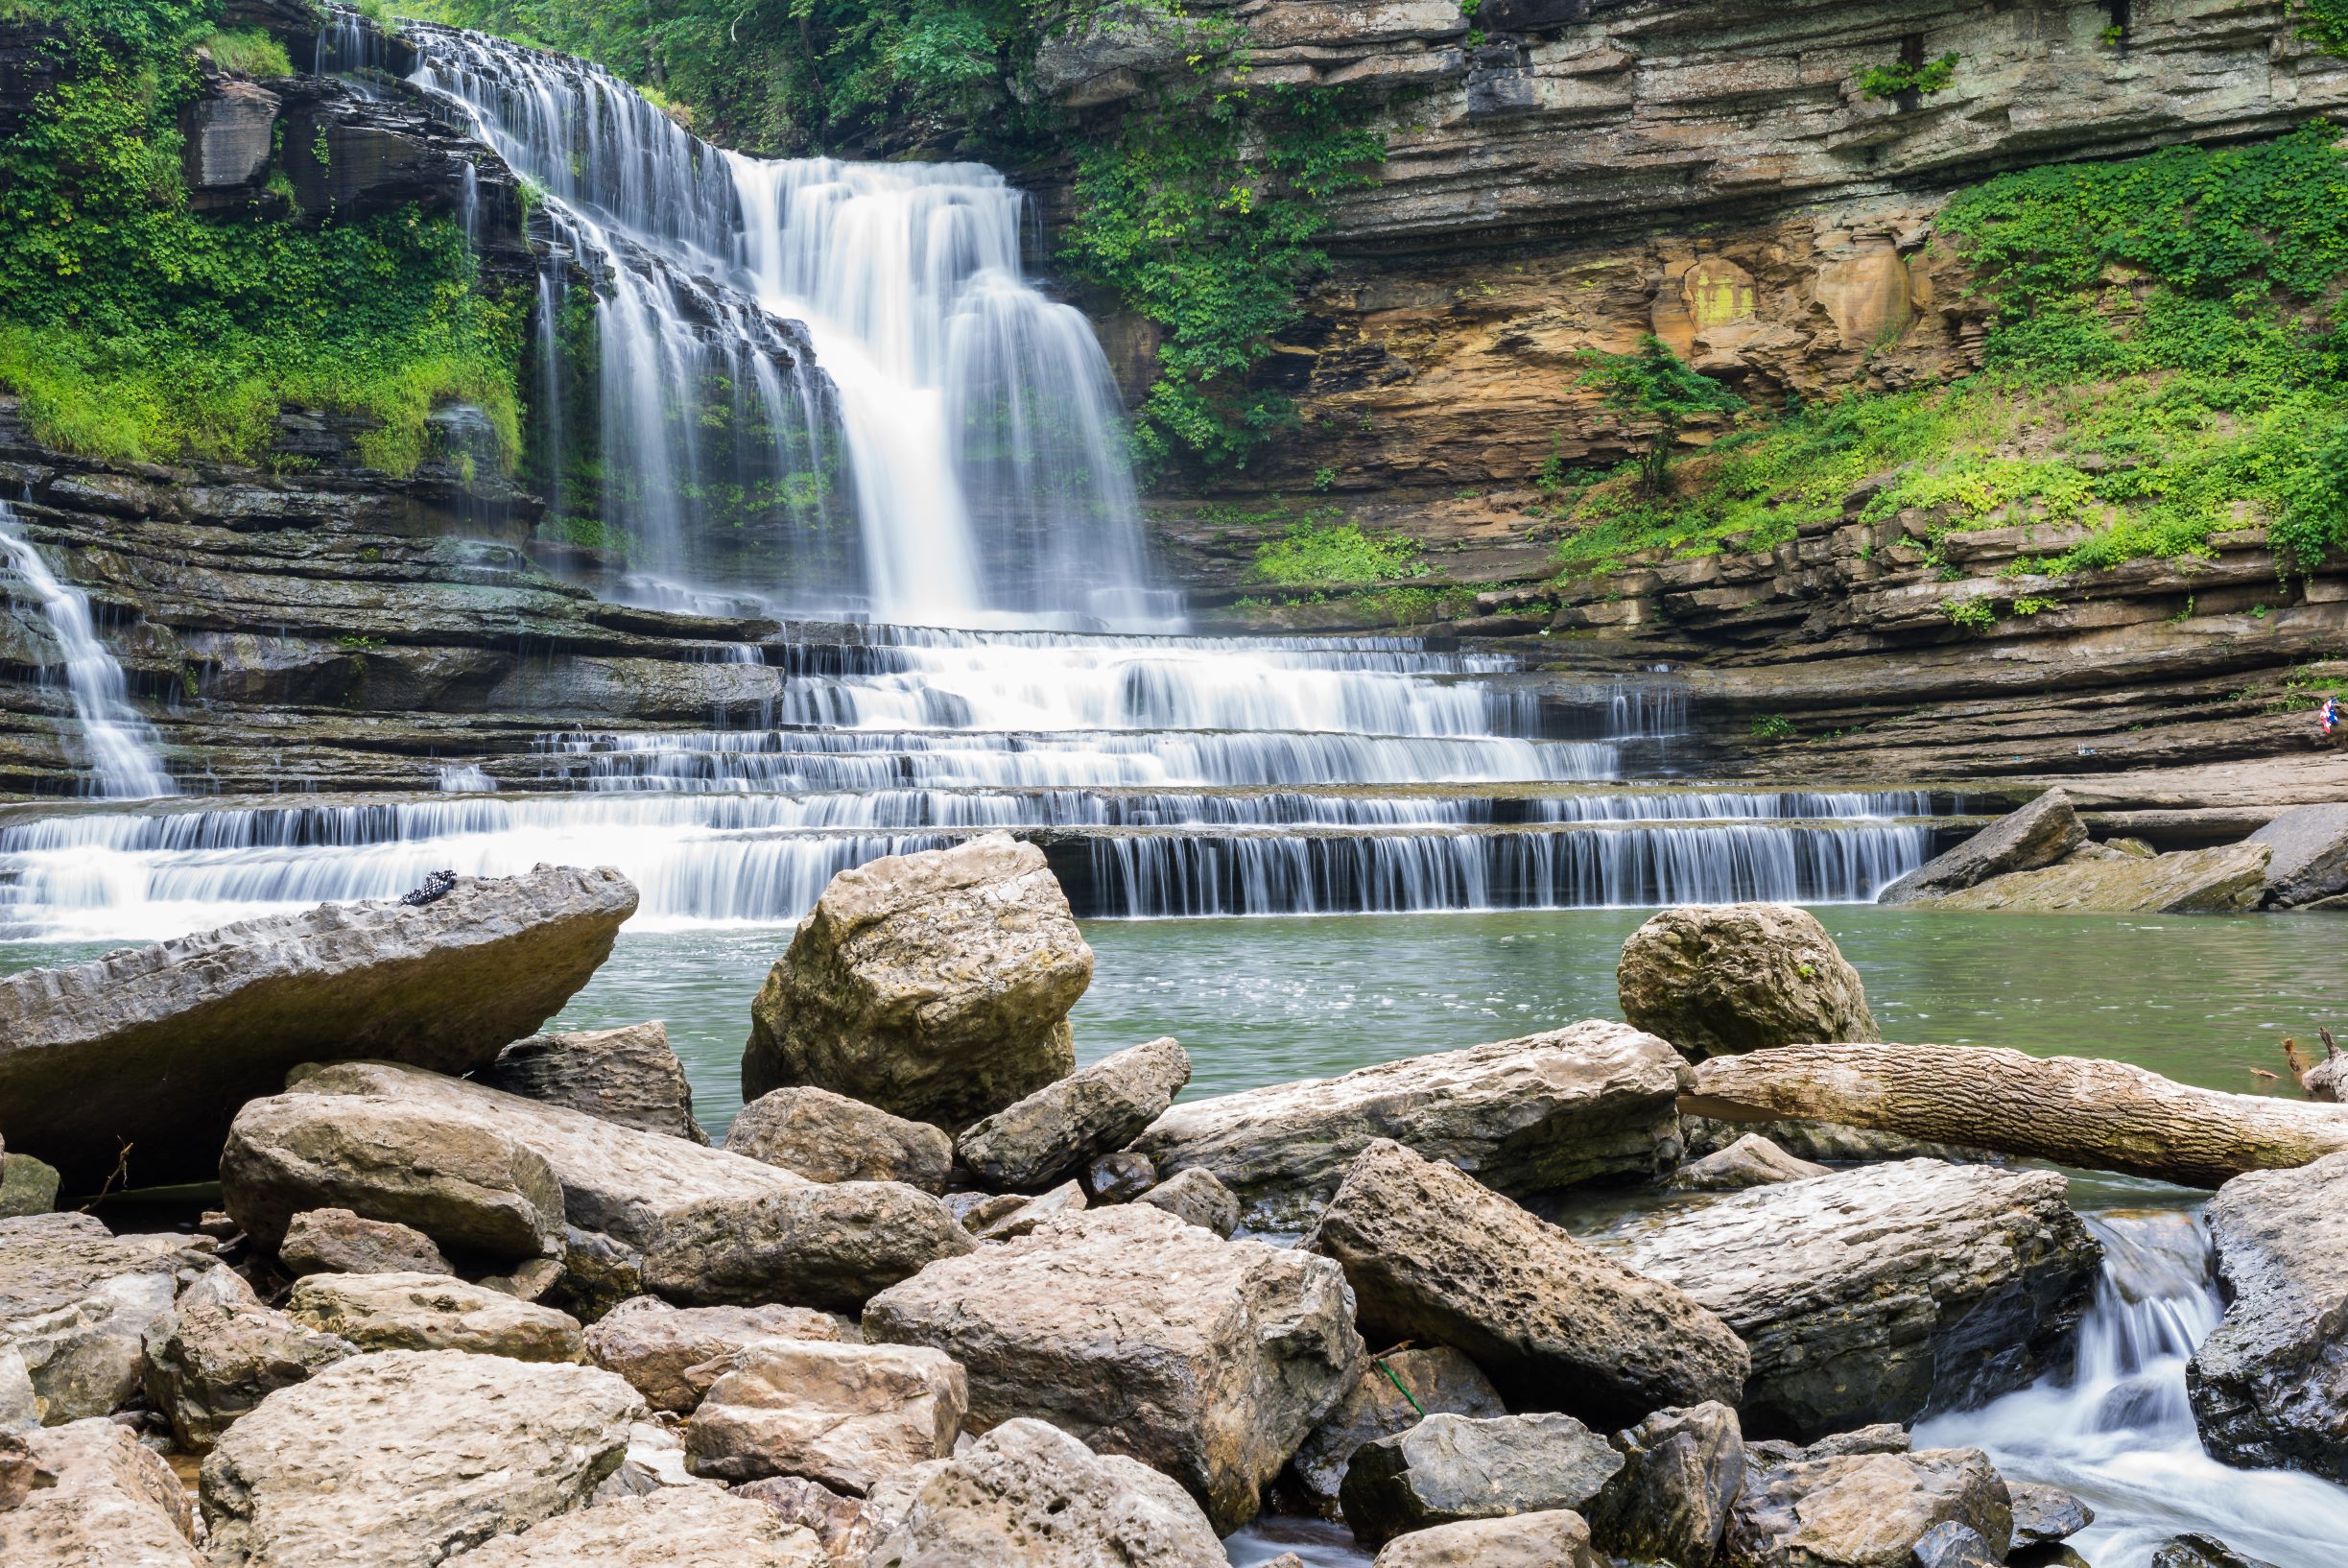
xmin=1251 ymin=516 xmax=1421 ymax=587
xmin=1552 ymin=125 xmax=2348 ymax=579
xmin=0 ymin=5 xmax=524 ymax=472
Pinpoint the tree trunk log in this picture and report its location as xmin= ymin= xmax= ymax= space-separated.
xmin=1685 ymin=1043 xmax=2348 ymax=1189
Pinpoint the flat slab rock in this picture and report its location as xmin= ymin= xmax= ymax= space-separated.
xmin=200 ymin=1348 xmax=648 ymax=1568
xmin=1915 ymin=842 xmax=2272 ymax=915
xmin=1878 ymin=788 xmax=2084 ymax=904
xmin=1130 ymin=1019 xmax=1692 ymax=1230
xmin=2188 ymin=1149 xmax=2348 ymax=1483
xmin=1368 ymin=1509 xmax=1599 ymax=1568
xmin=684 ymin=1338 xmax=965 ymax=1495
xmin=1618 ymin=1159 xmax=2101 ymax=1440
xmin=284 ymin=1271 xmax=585 ymax=1363
xmin=2248 ymin=803 xmax=2348 ymax=908
xmin=0 ymin=865 xmax=636 ymax=1190
xmin=864 ymin=1202 xmax=1364 ymax=1533
xmin=583 ymin=1295 xmax=849 ymax=1414
xmin=271 ymin=1061 xmax=974 ymax=1310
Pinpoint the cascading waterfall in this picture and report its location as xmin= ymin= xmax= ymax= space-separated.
xmin=0 ymin=498 xmax=175 ymax=801
xmin=1916 ymin=1211 xmax=2348 ymax=1568
xmin=406 ymin=24 xmax=1168 ymax=628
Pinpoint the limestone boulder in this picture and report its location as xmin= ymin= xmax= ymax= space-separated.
xmin=0 ymin=1151 xmax=59 ymax=1217
xmin=2009 ymin=1481 xmax=2093 ymax=1546
xmin=1878 ymin=789 xmax=2084 ymax=904
xmin=583 ymin=1295 xmax=849 ymax=1414
xmin=1084 ymin=1149 xmax=1156 ymax=1202
xmin=200 ymin=1349 xmax=647 ymax=1568
xmin=1617 ymin=903 xmax=1878 ymax=1058
xmin=724 ymin=1088 xmax=953 ymax=1193
xmin=2188 ymin=1150 xmax=2348 ymax=1482
xmin=142 ymin=1266 xmax=353 ymax=1453
xmin=2149 ymin=1535 xmax=2285 ymax=1568
xmin=279 ymin=1208 xmax=452 ymax=1276
xmin=276 ymin=1062 xmax=975 ymax=1311
xmin=0 ymin=1214 xmax=191 ymax=1424
xmin=685 ymin=1339 xmax=965 ymax=1494
xmin=860 ymin=1416 xmax=1225 ymax=1568
xmin=1134 ymin=1166 xmax=1239 ymax=1236
xmin=1340 ymin=1412 xmax=1623 ymax=1547
xmin=1620 ymin=1160 xmax=2100 ymax=1439
xmin=970 ymin=1178 xmax=1085 ymax=1242
xmin=1302 ymin=1141 xmax=1748 ymax=1423
xmin=742 ymin=834 xmax=1093 ymax=1130
xmin=1918 ymin=842 xmax=2273 ymax=915
xmin=2249 ymin=803 xmax=2348 ymax=908
xmin=1724 ymin=1442 xmax=2012 ymax=1568
xmin=1369 ymin=1509 xmax=1601 ymax=1568
xmin=221 ymin=1092 xmax=567 ymax=1263
xmin=0 ymin=865 xmax=636 ymax=1191
xmin=285 ymin=1272 xmax=585 ymax=1363
xmin=864 ymin=1203 xmax=1364 ymax=1532
xmin=0 ymin=1417 xmax=202 ymax=1567
xmin=1670 ymin=1132 xmax=1832 ymax=1191
xmin=1585 ymin=1401 xmax=1745 ymax=1568
xmin=1130 ymin=1020 xmax=1691 ymax=1230
xmin=442 ymin=1483 xmax=826 ymax=1566
xmin=1285 ymin=1345 xmax=1506 ymax=1517
xmin=956 ymin=1036 xmax=1191 ymax=1192
xmin=481 ymin=1022 xmax=707 ymax=1144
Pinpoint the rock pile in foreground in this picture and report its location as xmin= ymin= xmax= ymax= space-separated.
xmin=0 ymin=845 xmax=2315 ymax=1567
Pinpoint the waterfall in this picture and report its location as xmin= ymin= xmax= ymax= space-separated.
xmin=0 ymin=498 xmax=175 ymax=800
xmin=1916 ymin=1211 xmax=2348 ymax=1568
xmin=405 ymin=24 xmax=1170 ymax=629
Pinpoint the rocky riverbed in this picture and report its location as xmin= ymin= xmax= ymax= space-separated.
xmin=5 ymin=836 xmax=2348 ymax=1566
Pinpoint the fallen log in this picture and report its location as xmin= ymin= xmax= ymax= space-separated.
xmin=1686 ymin=1042 xmax=2348 ymax=1189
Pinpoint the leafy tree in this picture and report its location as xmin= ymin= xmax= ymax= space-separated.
xmin=1574 ymin=336 xmax=1743 ymax=494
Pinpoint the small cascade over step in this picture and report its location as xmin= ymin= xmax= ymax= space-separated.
xmin=0 ymin=498 xmax=175 ymax=802
xmin=1917 ymin=1211 xmax=2348 ymax=1568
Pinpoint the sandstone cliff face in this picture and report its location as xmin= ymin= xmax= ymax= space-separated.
xmin=1046 ymin=0 xmax=2348 ymax=498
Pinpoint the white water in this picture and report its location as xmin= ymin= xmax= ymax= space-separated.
xmin=1918 ymin=1210 xmax=2348 ymax=1568
xmin=0 ymin=499 xmax=175 ymax=800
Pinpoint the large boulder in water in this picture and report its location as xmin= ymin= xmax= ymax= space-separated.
xmin=1617 ymin=903 xmax=1878 ymax=1058
xmin=2247 ymin=803 xmax=2348 ymax=908
xmin=742 ymin=834 xmax=1093 ymax=1131
xmin=1619 ymin=1159 xmax=2100 ymax=1439
xmin=2188 ymin=1149 xmax=2348 ymax=1483
xmin=1877 ymin=788 xmax=2084 ymax=904
xmin=1129 ymin=1020 xmax=1691 ymax=1231
xmin=0 ymin=865 xmax=637 ymax=1192
xmin=1916 ymin=841 xmax=2272 ymax=915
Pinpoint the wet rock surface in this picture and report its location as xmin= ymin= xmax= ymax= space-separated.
xmin=956 ymin=1034 xmax=1190 ymax=1192
xmin=481 ymin=1022 xmax=706 ymax=1144
xmin=860 ymin=1416 xmax=1226 ymax=1568
xmin=1621 ymin=1160 xmax=2100 ymax=1440
xmin=199 ymin=1349 xmax=646 ymax=1568
xmin=864 ymin=1202 xmax=1364 ymax=1532
xmin=1916 ymin=841 xmax=2274 ymax=915
xmin=1618 ymin=902 xmax=1878 ymax=1057
xmin=1303 ymin=1139 xmax=1747 ymax=1423
xmin=1131 ymin=1020 xmax=1691 ymax=1230
xmin=742 ymin=834 xmax=1093 ymax=1130
xmin=1669 ymin=1132 xmax=1832 ymax=1191
xmin=1586 ymin=1400 xmax=1746 ymax=1567
xmin=723 ymin=1087 xmax=954 ymax=1193
xmin=2189 ymin=1150 xmax=2348 ymax=1484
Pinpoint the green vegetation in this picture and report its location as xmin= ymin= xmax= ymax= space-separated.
xmin=1251 ymin=515 xmax=1421 ymax=586
xmin=0 ymin=0 xmax=525 ymax=471
xmin=1856 ymin=51 xmax=1959 ymax=102
xmin=1573 ymin=336 xmax=1743 ymax=493
xmin=1749 ymin=713 xmax=1799 ymax=742
xmin=1060 ymin=79 xmax=1385 ymax=471
xmin=2293 ymin=1 xmax=2348 ymax=55
xmin=201 ymin=25 xmax=292 ymax=76
xmin=1549 ymin=126 xmax=2348 ymax=582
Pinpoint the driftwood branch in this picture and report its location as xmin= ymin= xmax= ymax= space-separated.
xmin=1685 ymin=1042 xmax=2348 ymax=1189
